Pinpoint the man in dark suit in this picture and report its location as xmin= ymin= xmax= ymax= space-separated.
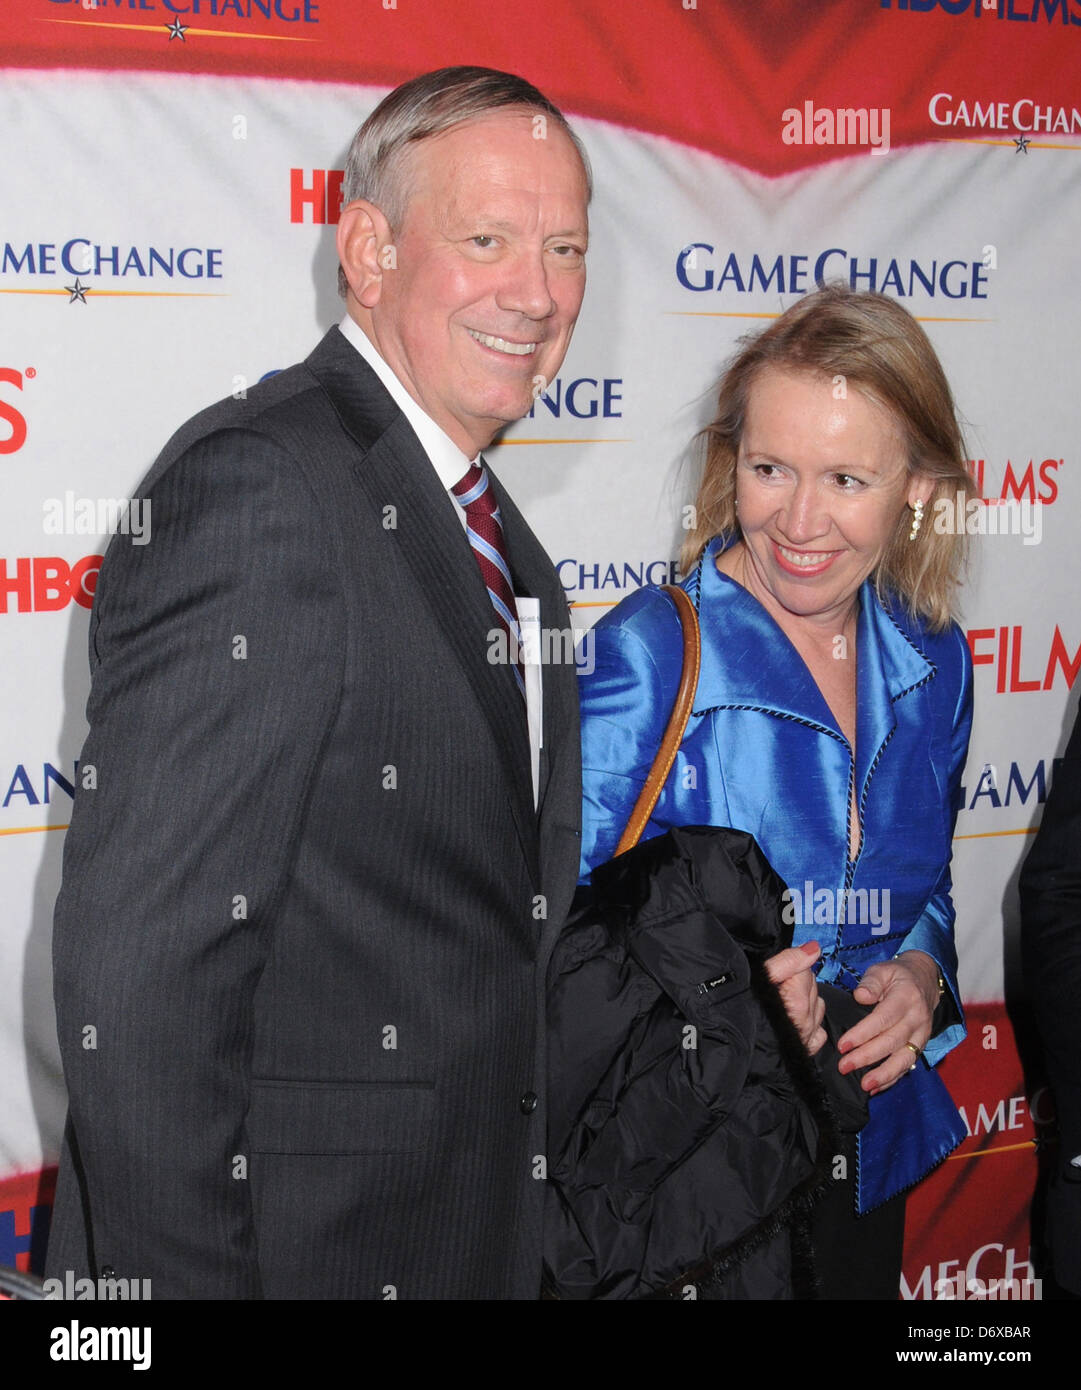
xmin=1021 ymin=697 xmax=1081 ymax=1297
xmin=46 ymin=67 xmax=590 ymax=1299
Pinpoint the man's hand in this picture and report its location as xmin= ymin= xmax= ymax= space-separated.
xmin=837 ymin=950 xmax=942 ymax=1094
xmin=765 ymin=940 xmax=827 ymax=1056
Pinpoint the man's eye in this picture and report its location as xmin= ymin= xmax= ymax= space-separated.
xmin=549 ymin=244 xmax=585 ymax=259
xmin=470 ymin=235 xmax=497 ymax=249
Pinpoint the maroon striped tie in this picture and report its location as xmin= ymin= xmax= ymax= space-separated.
xmin=452 ymin=461 xmax=525 ymax=701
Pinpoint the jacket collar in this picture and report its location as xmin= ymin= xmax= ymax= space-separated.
xmin=687 ymin=536 xmax=937 ymax=790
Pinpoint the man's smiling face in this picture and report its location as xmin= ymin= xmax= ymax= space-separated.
xmin=360 ymin=110 xmax=589 ymax=457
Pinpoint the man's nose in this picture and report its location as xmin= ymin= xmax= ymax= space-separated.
xmin=497 ymin=249 xmax=556 ymax=321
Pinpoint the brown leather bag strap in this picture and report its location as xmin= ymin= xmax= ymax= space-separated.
xmin=613 ymin=585 xmax=701 ymax=857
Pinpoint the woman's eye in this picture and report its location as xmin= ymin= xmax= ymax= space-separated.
xmin=834 ymin=473 xmax=862 ymax=490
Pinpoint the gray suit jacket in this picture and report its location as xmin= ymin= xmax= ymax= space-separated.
xmin=47 ymin=327 xmax=582 ymax=1299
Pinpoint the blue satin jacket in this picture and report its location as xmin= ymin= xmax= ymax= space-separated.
xmin=579 ymin=536 xmax=973 ymax=1212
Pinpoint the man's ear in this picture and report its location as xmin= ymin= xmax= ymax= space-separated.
xmin=337 ymin=200 xmax=392 ymax=309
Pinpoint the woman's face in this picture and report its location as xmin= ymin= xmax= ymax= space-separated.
xmin=732 ymin=366 xmax=928 ymax=628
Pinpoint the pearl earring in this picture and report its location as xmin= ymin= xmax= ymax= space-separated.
xmin=908 ymin=498 xmax=924 ymax=542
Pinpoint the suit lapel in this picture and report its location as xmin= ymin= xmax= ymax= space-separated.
xmin=491 ymin=465 xmax=583 ymax=945
xmin=306 ymin=330 xmax=539 ymax=884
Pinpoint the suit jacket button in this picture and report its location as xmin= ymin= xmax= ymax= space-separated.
xmin=519 ymin=1090 xmax=538 ymax=1114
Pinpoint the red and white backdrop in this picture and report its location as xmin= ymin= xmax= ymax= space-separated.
xmin=2 ymin=0 xmax=1078 ymax=1299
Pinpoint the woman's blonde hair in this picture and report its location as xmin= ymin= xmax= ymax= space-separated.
xmin=682 ymin=285 xmax=972 ymax=630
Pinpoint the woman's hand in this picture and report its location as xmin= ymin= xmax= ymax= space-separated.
xmin=837 ymin=950 xmax=942 ymax=1094
xmin=765 ymin=940 xmax=827 ymax=1056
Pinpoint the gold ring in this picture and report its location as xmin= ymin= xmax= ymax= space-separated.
xmin=905 ymin=1042 xmax=922 ymax=1058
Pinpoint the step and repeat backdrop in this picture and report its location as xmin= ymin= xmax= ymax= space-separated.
xmin=2 ymin=0 xmax=1079 ymax=1299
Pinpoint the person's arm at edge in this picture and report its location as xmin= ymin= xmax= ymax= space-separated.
xmin=50 ymin=428 xmax=344 ymax=1298
xmin=1020 ymin=697 xmax=1081 ymax=1160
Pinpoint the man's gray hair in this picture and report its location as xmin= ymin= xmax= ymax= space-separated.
xmin=337 ymin=65 xmax=592 ymax=298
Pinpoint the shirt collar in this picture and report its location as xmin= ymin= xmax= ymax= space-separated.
xmin=337 ymin=315 xmax=476 ymax=487
xmin=687 ymin=535 xmax=935 ymax=722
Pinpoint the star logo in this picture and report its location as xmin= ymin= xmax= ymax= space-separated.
xmin=166 ymin=19 xmax=189 ymax=41
xmin=65 ymin=278 xmax=90 ymax=305
xmin=1014 ymin=134 xmax=1030 ymax=155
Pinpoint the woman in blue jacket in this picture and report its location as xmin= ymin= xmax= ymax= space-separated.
xmin=579 ymin=286 xmax=974 ymax=1298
